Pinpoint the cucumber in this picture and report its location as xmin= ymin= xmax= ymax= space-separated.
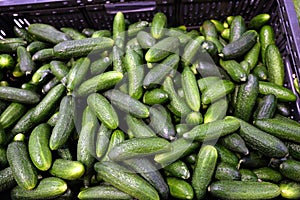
xmin=26 ymin=41 xmax=50 ymax=54
xmin=143 ymin=54 xmax=179 ymax=89
xmin=49 ymin=159 xmax=85 ymax=180
xmin=211 ymin=19 xmax=224 ymax=33
xmin=239 ymin=151 xmax=268 ymax=168
xmin=87 ymin=93 xmax=118 ymax=130
xmin=113 ymin=12 xmax=125 ymax=49
xmin=0 ymin=167 xmax=17 ymax=192
xmin=78 ymin=185 xmax=133 ymax=200
xmin=53 ymin=37 xmax=114 ymax=58
xmin=202 ymin=20 xmax=218 ymax=38
xmin=112 ymin=45 xmax=124 ymax=73
xmin=154 ymin=138 xmax=200 ymax=166
xmin=220 ymin=30 xmax=258 ymax=60
xmin=178 ymin=29 xmax=199 ymax=44
xmin=102 ymin=130 xmax=125 ymax=162
xmin=95 ymin=124 xmax=112 ymax=159
xmin=181 ymin=66 xmax=201 ymax=111
xmin=57 ymin=144 xmax=73 ymax=161
xmin=66 ymin=57 xmax=90 ymax=92
xmin=253 ymin=94 xmax=277 ymax=120
xmin=164 ymin=160 xmax=190 ymax=179
xmin=92 ymin=30 xmax=111 ymax=38
xmin=28 ymin=123 xmax=52 ymax=171
xmin=28 ymin=23 xmax=70 ymax=44
xmin=277 ymin=102 xmax=291 ymax=116
xmin=227 ymin=116 xmax=288 ymax=158
xmin=108 ymin=137 xmax=171 ymax=161
xmin=145 ymin=37 xmax=180 ymax=62
xmin=185 ymin=111 xmax=203 ymax=125
xmin=104 ymin=89 xmax=149 ymax=118
xmin=0 ymin=147 xmax=7 ymax=168
xmin=76 ymin=71 xmax=123 ymax=96
xmin=197 ymin=76 xmax=221 ymax=93
xmin=143 ymin=88 xmax=169 ymax=105
xmin=95 ymin=161 xmax=160 ymax=200
xmin=32 ymin=48 xmax=57 ymax=62
xmin=7 ymin=141 xmax=38 ymax=190
xmin=285 ymin=141 xmax=300 ymax=160
xmin=215 ymin=162 xmax=241 ymax=180
xmin=234 ymin=74 xmax=259 ymax=121
xmin=11 ymin=108 xmax=36 ymax=135
xmin=258 ymin=81 xmax=297 ymax=102
xmin=208 ymin=180 xmax=281 ymax=199
xmin=0 ymin=86 xmax=40 ymax=104
xmin=60 ymin=27 xmax=86 ymax=40
xmin=182 ymin=36 xmax=205 ymax=65
xmin=253 ymin=167 xmax=282 ymax=183
xmin=280 ymin=181 xmax=300 ymax=199
xmin=183 ymin=118 xmax=240 ymax=142
xmin=248 ymin=13 xmax=270 ymax=29
xmin=137 ymin=31 xmax=156 ymax=49
xmin=253 ymin=63 xmax=268 ymax=80
xmin=0 ymin=54 xmax=14 ymax=69
xmin=239 ymin=168 xmax=258 ymax=182
xmin=42 ymin=77 xmax=60 ymax=94
xmin=13 ymin=26 xmax=34 ymax=42
xmin=50 ymin=95 xmax=75 ymax=150
xmin=240 ymin=60 xmax=250 ymax=75
xmin=254 ymin=117 xmax=300 ymax=144
xmin=128 ymin=21 xmax=149 ymax=37
xmin=90 ymin=56 xmax=112 ymax=75
xmin=50 ymin=61 xmax=69 ymax=84
xmin=229 ymin=16 xmax=246 ymax=42
xmin=31 ymin=64 xmax=51 ymax=86
xmin=126 ymin=114 xmax=156 ymax=138
xmin=220 ymin=133 xmax=249 ymax=155
xmin=260 ymin=25 xmax=275 ymax=64
xmin=166 ymin=177 xmax=194 ymax=200
xmin=82 ymin=28 xmax=95 ymax=37
xmin=125 ymin=49 xmax=144 ymax=99
xmin=244 ymin=42 xmax=260 ymax=70
xmin=0 ymin=38 xmax=27 ymax=53
xmin=0 ymin=102 xmax=26 ymax=129
xmin=221 ymin=28 xmax=230 ymax=40
xmin=279 ymin=159 xmax=300 ymax=182
xmin=17 ymin=46 xmax=35 ymax=75
xmin=219 ymin=59 xmax=247 ymax=82
xmin=192 ymin=145 xmax=218 ymax=199
xmin=151 ymin=12 xmax=167 ymax=39
xmin=11 ymin=177 xmax=67 ymax=200
xmin=214 ymin=143 xmax=239 ymax=167
xmin=265 ymin=44 xmax=285 ymax=86
xmin=124 ymin=158 xmax=169 ymax=200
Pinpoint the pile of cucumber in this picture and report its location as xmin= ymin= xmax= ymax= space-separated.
xmin=0 ymin=11 xmax=299 ymax=200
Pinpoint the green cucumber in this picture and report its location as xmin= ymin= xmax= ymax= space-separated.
xmin=279 ymin=159 xmax=300 ymax=182
xmin=87 ymin=93 xmax=118 ymax=130
xmin=277 ymin=102 xmax=291 ymax=116
xmin=166 ymin=177 xmax=194 ymax=200
xmin=32 ymin=48 xmax=57 ymax=62
xmin=151 ymin=12 xmax=167 ymax=39
xmin=244 ymin=42 xmax=260 ymax=70
xmin=239 ymin=151 xmax=268 ymax=168
xmin=253 ymin=63 xmax=268 ymax=80
xmin=26 ymin=41 xmax=50 ymax=54
xmin=50 ymin=61 xmax=69 ymax=84
xmin=7 ymin=141 xmax=38 ymax=190
xmin=220 ymin=133 xmax=249 ymax=155
xmin=197 ymin=76 xmax=221 ymax=93
xmin=31 ymin=64 xmax=51 ymax=86
xmin=143 ymin=88 xmax=169 ymax=105
xmin=185 ymin=111 xmax=203 ymax=125
xmin=0 ymin=38 xmax=27 ymax=53
xmin=11 ymin=108 xmax=36 ymax=135
xmin=50 ymin=95 xmax=75 ymax=150
xmin=42 ymin=77 xmax=60 ymax=94
xmin=126 ymin=114 xmax=156 ymax=138
xmin=211 ymin=19 xmax=224 ymax=33
xmin=229 ymin=16 xmax=246 ymax=42
xmin=128 ymin=21 xmax=149 ymax=37
xmin=82 ymin=28 xmax=95 ymax=37
xmin=17 ymin=46 xmax=36 ymax=74
xmin=108 ymin=137 xmax=171 ymax=161
xmin=0 ymin=86 xmax=40 ymax=104
xmin=192 ymin=145 xmax=218 ymax=199
xmin=92 ymin=30 xmax=111 ymax=38
xmin=258 ymin=81 xmax=296 ymax=102
xmin=240 ymin=60 xmax=251 ymax=75
xmin=49 ymin=159 xmax=85 ymax=180
xmin=57 ymin=144 xmax=73 ymax=161
xmin=215 ymin=162 xmax=241 ymax=180
xmin=90 ymin=56 xmax=112 ymax=75
xmin=66 ymin=57 xmax=90 ymax=91
xmin=248 ymin=13 xmax=270 ymax=29
xmin=253 ymin=94 xmax=277 ymax=120
xmin=0 ymin=102 xmax=26 ymax=129
xmin=202 ymin=20 xmax=218 ymax=38
xmin=219 ymin=59 xmax=247 ymax=82
xmin=164 ymin=160 xmax=190 ymax=179
xmin=280 ymin=181 xmax=300 ymax=199
xmin=234 ymin=74 xmax=259 ymax=121
xmin=253 ymin=167 xmax=282 ymax=183
xmin=13 ymin=26 xmax=34 ymax=42
xmin=285 ymin=141 xmax=300 ymax=160
xmin=28 ymin=123 xmax=52 ymax=171
xmin=95 ymin=124 xmax=112 ymax=159
xmin=182 ymin=36 xmax=205 ymax=65
xmin=260 ymin=25 xmax=275 ymax=64
xmin=208 ymin=180 xmax=280 ymax=199
xmin=0 ymin=54 xmax=14 ymax=69
xmin=102 ymin=130 xmax=125 ymax=162
xmin=0 ymin=167 xmax=16 ymax=192
xmin=78 ymin=185 xmax=132 ymax=200
xmin=183 ymin=118 xmax=240 ymax=142
xmin=113 ymin=12 xmax=125 ymax=49
xmin=214 ymin=143 xmax=239 ymax=167
xmin=112 ymin=45 xmax=124 ymax=73
xmin=137 ymin=31 xmax=156 ymax=49
xmin=104 ymin=89 xmax=149 ymax=118
xmin=61 ymin=27 xmax=86 ymax=40
xmin=11 ymin=177 xmax=67 ymax=200
xmin=95 ymin=161 xmax=160 ymax=200
xmin=76 ymin=71 xmax=123 ymax=96
xmin=239 ymin=168 xmax=258 ymax=182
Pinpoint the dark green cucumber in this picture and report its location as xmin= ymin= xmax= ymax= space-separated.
xmin=201 ymin=80 xmax=235 ymax=104
xmin=260 ymin=25 xmax=275 ymax=64
xmin=30 ymin=64 xmax=51 ymax=86
xmin=234 ymin=74 xmax=259 ymax=121
xmin=57 ymin=143 xmax=73 ymax=161
xmin=253 ymin=63 xmax=268 ymax=80
xmin=183 ymin=118 xmax=240 ymax=142
xmin=220 ymin=30 xmax=258 ymax=60
xmin=42 ymin=77 xmax=60 ymax=94
xmin=108 ymin=137 xmax=171 ymax=161
xmin=124 ymin=158 xmax=169 ymax=200
xmin=220 ymin=133 xmax=249 ymax=155
xmin=253 ymin=167 xmax=282 ymax=183
xmin=248 ymin=13 xmax=270 ymax=29
xmin=254 ymin=117 xmax=300 ymax=144
xmin=219 ymin=59 xmax=247 ymax=82
xmin=128 ymin=21 xmax=149 ymax=37
xmin=104 ymin=89 xmax=149 ymax=118
xmin=285 ymin=141 xmax=300 ymax=160
xmin=0 ymin=102 xmax=26 ymax=129
xmin=90 ymin=56 xmax=112 ymax=75
xmin=202 ymin=20 xmax=218 ymax=38
xmin=50 ymin=61 xmax=69 ymax=84
xmin=229 ymin=16 xmax=246 ymax=42
xmin=0 ymin=167 xmax=17 ymax=192
xmin=95 ymin=124 xmax=112 ymax=159
xmin=214 ymin=143 xmax=239 ymax=167
xmin=26 ymin=41 xmax=50 ymax=54
xmin=280 ymin=181 xmax=300 ymax=199
xmin=253 ymin=94 xmax=277 ymax=120
xmin=76 ymin=71 xmax=123 ymax=96
xmin=95 ymin=161 xmax=160 ymax=200
xmin=32 ymin=48 xmax=57 ymax=62
xmin=208 ymin=180 xmax=280 ymax=199
xmin=240 ymin=60 xmax=250 ymax=75
xmin=66 ymin=57 xmax=90 ymax=91
xmin=244 ymin=42 xmax=260 ymax=70
xmin=13 ymin=26 xmax=34 ymax=42
xmin=11 ymin=108 xmax=35 ymax=135
xmin=53 ymin=37 xmax=114 ymax=58
xmin=279 ymin=159 xmax=300 ymax=182
xmin=0 ymin=86 xmax=40 ymax=104
xmin=259 ymin=81 xmax=296 ymax=102
xmin=87 ymin=93 xmax=118 ymax=130
xmin=192 ymin=145 xmax=218 ymax=199
xmin=28 ymin=123 xmax=52 ymax=171
xmin=50 ymin=95 xmax=75 ymax=150
xmin=167 ymin=177 xmax=194 ymax=200
xmin=28 ymin=23 xmax=70 ymax=44
xmin=215 ymin=162 xmax=241 ymax=180
xmin=78 ymin=185 xmax=133 ymax=200
xmin=182 ymin=36 xmax=205 ymax=65
xmin=164 ymin=160 xmax=190 ymax=179
xmin=11 ymin=177 xmax=67 ymax=200
xmin=0 ymin=38 xmax=27 ymax=53
xmin=277 ymin=102 xmax=291 ymax=116
xmin=227 ymin=116 xmax=288 ymax=158
xmin=143 ymin=88 xmax=169 ymax=105
xmin=7 ymin=141 xmax=38 ymax=190
xmin=61 ymin=27 xmax=86 ymax=40
xmin=145 ymin=37 xmax=180 ymax=62
xmin=102 ymin=130 xmax=125 ymax=162
xmin=137 ymin=31 xmax=156 ymax=49
xmin=126 ymin=114 xmax=156 ymax=138
xmin=151 ymin=12 xmax=167 ymax=39
xmin=239 ymin=151 xmax=268 ymax=168
xmin=17 ymin=46 xmax=35 ymax=74
xmin=49 ymin=159 xmax=85 ymax=180
xmin=239 ymin=169 xmax=258 ymax=182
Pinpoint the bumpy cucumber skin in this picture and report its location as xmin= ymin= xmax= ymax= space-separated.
xmin=151 ymin=12 xmax=167 ymax=39
xmin=280 ymin=159 xmax=300 ymax=182
xmin=78 ymin=185 xmax=133 ymax=200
